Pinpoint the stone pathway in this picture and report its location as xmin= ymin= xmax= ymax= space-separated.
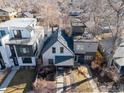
xmin=0 ymin=67 xmax=19 ymax=93
xmin=56 ymin=71 xmax=64 ymax=93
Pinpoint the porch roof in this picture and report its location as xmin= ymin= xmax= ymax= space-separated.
xmin=55 ymin=56 xmax=73 ymax=64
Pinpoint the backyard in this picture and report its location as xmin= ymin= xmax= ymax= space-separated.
xmin=33 ymin=65 xmax=93 ymax=93
xmin=33 ymin=66 xmax=56 ymax=93
xmin=64 ymin=66 xmax=93 ymax=92
xmin=5 ymin=69 xmax=36 ymax=93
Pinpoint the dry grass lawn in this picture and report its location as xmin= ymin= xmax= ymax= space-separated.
xmin=64 ymin=66 xmax=93 ymax=92
xmin=0 ymin=70 xmax=9 ymax=85
xmin=5 ymin=69 xmax=36 ymax=93
xmin=73 ymin=66 xmax=93 ymax=92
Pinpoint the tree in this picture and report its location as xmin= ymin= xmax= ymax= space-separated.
xmin=105 ymin=0 xmax=124 ymax=53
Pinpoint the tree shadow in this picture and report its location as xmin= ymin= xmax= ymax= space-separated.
xmin=58 ymin=77 xmax=92 ymax=90
xmin=5 ymin=69 xmax=36 ymax=93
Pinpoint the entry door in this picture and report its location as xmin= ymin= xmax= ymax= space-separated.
xmin=13 ymin=30 xmax=22 ymax=39
xmin=13 ymin=58 xmax=19 ymax=66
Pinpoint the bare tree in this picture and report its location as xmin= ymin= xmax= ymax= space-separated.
xmin=103 ymin=0 xmax=123 ymax=53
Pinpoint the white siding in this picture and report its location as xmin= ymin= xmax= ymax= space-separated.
xmin=0 ymin=35 xmax=11 ymax=67
xmin=43 ymin=41 xmax=74 ymax=66
xmin=21 ymin=29 xmax=31 ymax=38
xmin=30 ymin=30 xmax=35 ymax=38
xmin=0 ymin=47 xmax=11 ymax=67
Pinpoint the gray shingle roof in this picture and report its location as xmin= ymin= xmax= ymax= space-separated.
xmin=42 ymin=30 xmax=73 ymax=54
xmin=42 ymin=31 xmax=58 ymax=54
xmin=0 ymin=7 xmax=15 ymax=13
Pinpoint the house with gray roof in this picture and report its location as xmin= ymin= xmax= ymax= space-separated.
xmin=42 ymin=29 xmax=74 ymax=66
xmin=112 ymin=46 xmax=124 ymax=75
xmin=0 ymin=7 xmax=17 ymax=22
xmin=74 ymin=30 xmax=98 ymax=64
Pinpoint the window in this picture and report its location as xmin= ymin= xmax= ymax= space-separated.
xmin=48 ymin=59 xmax=53 ymax=65
xmin=52 ymin=47 xmax=56 ymax=53
xmin=22 ymin=48 xmax=27 ymax=54
xmin=84 ymin=56 xmax=93 ymax=60
xmin=60 ymin=47 xmax=64 ymax=53
xmin=3 ymin=12 xmax=6 ymax=15
xmin=13 ymin=30 xmax=22 ymax=38
xmin=45 ymin=34 xmax=47 ymax=37
xmin=76 ymin=44 xmax=84 ymax=51
xmin=22 ymin=58 xmax=32 ymax=63
xmin=20 ymin=47 xmax=30 ymax=54
xmin=74 ymin=56 xmax=78 ymax=62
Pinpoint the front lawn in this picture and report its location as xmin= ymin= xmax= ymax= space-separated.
xmin=0 ymin=69 xmax=9 ymax=86
xmin=5 ymin=69 xmax=36 ymax=93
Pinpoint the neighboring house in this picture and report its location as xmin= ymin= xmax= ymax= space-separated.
xmin=112 ymin=46 xmax=124 ymax=76
xmin=71 ymin=18 xmax=86 ymax=36
xmin=0 ymin=18 xmax=44 ymax=69
xmin=42 ymin=29 xmax=74 ymax=66
xmin=23 ymin=12 xmax=34 ymax=18
xmin=71 ymin=18 xmax=98 ymax=64
xmin=0 ymin=7 xmax=17 ymax=22
xmin=74 ymin=31 xmax=98 ymax=64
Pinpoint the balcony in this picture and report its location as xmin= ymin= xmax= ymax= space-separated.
xmin=7 ymin=38 xmax=31 ymax=45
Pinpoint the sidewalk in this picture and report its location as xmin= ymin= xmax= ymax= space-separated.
xmin=56 ymin=71 xmax=64 ymax=93
xmin=0 ymin=67 xmax=19 ymax=93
